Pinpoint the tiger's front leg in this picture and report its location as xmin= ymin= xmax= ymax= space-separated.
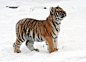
xmin=46 ymin=38 xmax=58 ymax=51
xmin=45 ymin=36 xmax=56 ymax=53
xmin=54 ymin=38 xmax=59 ymax=51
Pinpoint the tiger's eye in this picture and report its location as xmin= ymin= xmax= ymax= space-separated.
xmin=60 ymin=11 xmax=62 ymax=12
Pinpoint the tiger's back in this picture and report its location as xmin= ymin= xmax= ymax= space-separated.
xmin=16 ymin=18 xmax=53 ymax=42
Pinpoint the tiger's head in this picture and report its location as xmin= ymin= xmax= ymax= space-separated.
xmin=50 ymin=6 xmax=66 ymax=20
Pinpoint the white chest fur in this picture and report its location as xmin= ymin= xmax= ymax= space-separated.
xmin=51 ymin=19 xmax=62 ymax=39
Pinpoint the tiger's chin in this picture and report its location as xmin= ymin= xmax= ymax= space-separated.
xmin=55 ymin=17 xmax=63 ymax=20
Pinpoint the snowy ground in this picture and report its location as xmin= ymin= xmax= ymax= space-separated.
xmin=0 ymin=0 xmax=86 ymax=62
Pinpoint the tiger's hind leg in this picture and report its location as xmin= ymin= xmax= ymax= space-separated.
xmin=25 ymin=40 xmax=39 ymax=52
xmin=13 ymin=39 xmax=24 ymax=53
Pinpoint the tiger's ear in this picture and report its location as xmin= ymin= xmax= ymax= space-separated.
xmin=57 ymin=5 xmax=59 ymax=7
xmin=56 ymin=5 xmax=59 ymax=9
xmin=49 ymin=7 xmax=54 ymax=15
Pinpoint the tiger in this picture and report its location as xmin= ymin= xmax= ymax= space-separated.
xmin=13 ymin=6 xmax=66 ymax=53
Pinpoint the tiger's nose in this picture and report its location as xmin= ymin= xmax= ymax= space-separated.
xmin=61 ymin=11 xmax=66 ymax=17
xmin=64 ymin=11 xmax=67 ymax=16
xmin=61 ymin=14 xmax=64 ymax=18
xmin=64 ymin=13 xmax=66 ymax=17
xmin=61 ymin=13 xmax=66 ymax=18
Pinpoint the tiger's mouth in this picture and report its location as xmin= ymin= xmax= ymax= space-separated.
xmin=61 ymin=13 xmax=66 ymax=18
xmin=55 ymin=17 xmax=63 ymax=20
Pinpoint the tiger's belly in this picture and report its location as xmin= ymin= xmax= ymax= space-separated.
xmin=25 ymin=34 xmax=44 ymax=42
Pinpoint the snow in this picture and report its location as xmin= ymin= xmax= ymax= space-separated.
xmin=0 ymin=0 xmax=86 ymax=62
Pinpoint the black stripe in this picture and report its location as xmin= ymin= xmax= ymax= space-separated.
xmin=23 ymin=19 xmax=27 ymax=24
xmin=52 ymin=30 xmax=56 ymax=35
xmin=31 ymin=21 xmax=37 ymax=30
xmin=28 ymin=29 xmax=30 ymax=35
xmin=16 ymin=21 xmax=20 ymax=34
xmin=25 ymin=19 xmax=32 ymax=30
xmin=28 ymin=20 xmax=34 ymax=30
xmin=17 ymin=39 xmax=20 ymax=43
xmin=31 ymin=20 xmax=35 ymax=25
xmin=20 ymin=25 xmax=24 ymax=41
xmin=17 ymin=26 xmax=19 ymax=36
xmin=26 ymin=40 xmax=30 ymax=46
xmin=18 ymin=38 xmax=24 ymax=42
xmin=21 ymin=32 xmax=25 ymax=41
xmin=21 ymin=19 xmax=27 ymax=28
xmin=39 ymin=25 xmax=42 ymax=39
xmin=20 ymin=39 xmax=24 ymax=42
xmin=36 ymin=26 xmax=37 ymax=33
xmin=34 ymin=20 xmax=38 ymax=21
xmin=51 ymin=35 xmax=57 ymax=39
xmin=44 ymin=25 xmax=49 ymax=35
xmin=41 ymin=37 xmax=43 ymax=41
xmin=18 ymin=19 xmax=27 ymax=42
xmin=29 ymin=18 xmax=33 ymax=20
xmin=52 ymin=21 xmax=58 ymax=32
xmin=23 ymin=19 xmax=27 ymax=30
xmin=20 ymin=25 xmax=23 ymax=40
xmin=33 ymin=30 xmax=35 ymax=39
xmin=23 ymin=19 xmax=27 ymax=32
xmin=39 ymin=27 xmax=42 ymax=41
xmin=55 ymin=22 xmax=61 ymax=25
xmin=27 ymin=20 xmax=35 ymax=35
xmin=20 ymin=24 xmax=25 ymax=41
xmin=38 ymin=33 xmax=40 ymax=39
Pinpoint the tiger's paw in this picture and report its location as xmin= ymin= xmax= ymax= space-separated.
xmin=49 ymin=50 xmax=56 ymax=53
xmin=33 ymin=49 xmax=39 ymax=52
xmin=54 ymin=48 xmax=59 ymax=51
xmin=14 ymin=50 xmax=21 ymax=53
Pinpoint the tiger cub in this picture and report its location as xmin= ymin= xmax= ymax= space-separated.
xmin=13 ymin=6 xmax=66 ymax=53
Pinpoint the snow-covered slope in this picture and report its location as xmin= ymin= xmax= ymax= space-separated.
xmin=0 ymin=0 xmax=86 ymax=62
